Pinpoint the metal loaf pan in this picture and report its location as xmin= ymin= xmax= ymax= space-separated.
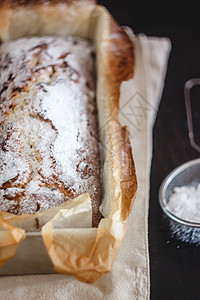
xmin=0 ymin=233 xmax=55 ymax=275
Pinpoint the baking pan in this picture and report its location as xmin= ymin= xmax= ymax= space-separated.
xmin=0 ymin=232 xmax=55 ymax=275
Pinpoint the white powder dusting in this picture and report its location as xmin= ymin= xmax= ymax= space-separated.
xmin=33 ymin=81 xmax=88 ymax=188
xmin=167 ymin=184 xmax=200 ymax=223
xmin=0 ymin=128 xmax=31 ymax=188
xmin=0 ymin=36 xmax=101 ymax=224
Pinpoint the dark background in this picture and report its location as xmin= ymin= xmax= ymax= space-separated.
xmin=98 ymin=1 xmax=200 ymax=299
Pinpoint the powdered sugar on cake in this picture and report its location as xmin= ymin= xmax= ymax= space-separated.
xmin=0 ymin=36 xmax=101 ymax=226
xmin=0 ymin=127 xmax=31 ymax=188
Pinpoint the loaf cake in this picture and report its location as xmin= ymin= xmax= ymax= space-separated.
xmin=0 ymin=36 xmax=102 ymax=227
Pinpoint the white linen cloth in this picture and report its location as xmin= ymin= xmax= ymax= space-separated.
xmin=0 ymin=34 xmax=171 ymax=300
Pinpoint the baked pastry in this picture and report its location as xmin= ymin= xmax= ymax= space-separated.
xmin=0 ymin=0 xmax=137 ymax=283
xmin=0 ymin=36 xmax=101 ymax=227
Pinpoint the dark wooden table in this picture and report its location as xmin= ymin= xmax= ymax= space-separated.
xmin=99 ymin=1 xmax=200 ymax=299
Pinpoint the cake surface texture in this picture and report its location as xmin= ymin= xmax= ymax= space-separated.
xmin=0 ymin=36 xmax=101 ymax=226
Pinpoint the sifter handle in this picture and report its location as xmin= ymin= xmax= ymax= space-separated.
xmin=184 ymin=78 xmax=200 ymax=153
